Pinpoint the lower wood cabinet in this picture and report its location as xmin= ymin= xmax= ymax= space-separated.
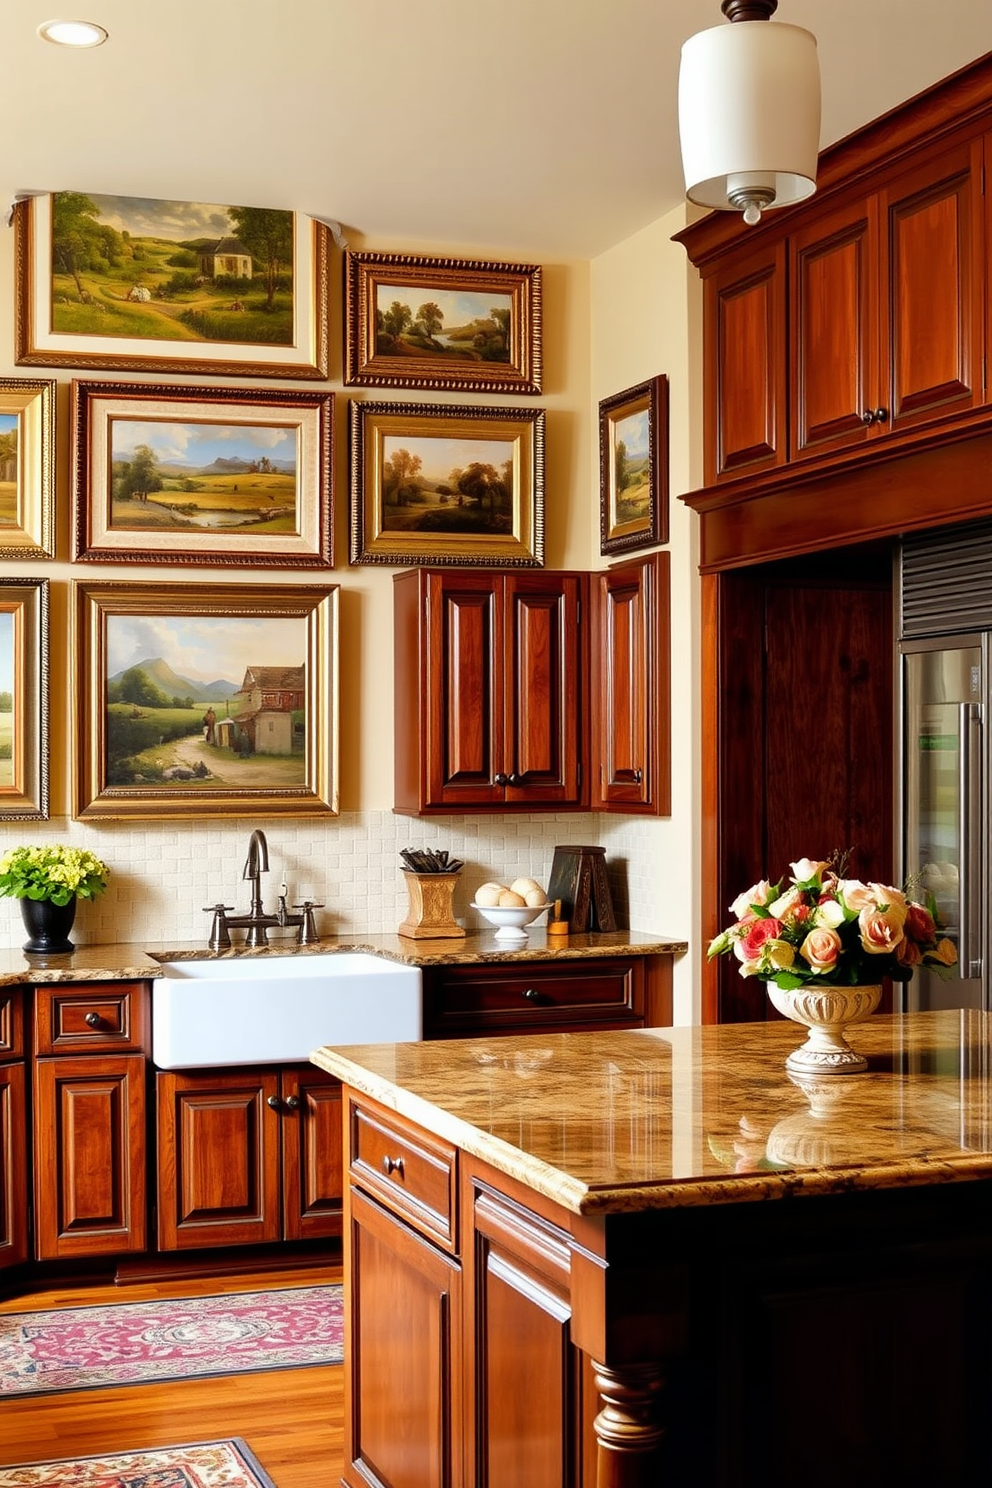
xmin=32 ymin=982 xmax=149 ymax=1261
xmin=156 ymin=1063 xmax=342 ymax=1250
xmin=0 ymin=989 xmax=28 ymax=1271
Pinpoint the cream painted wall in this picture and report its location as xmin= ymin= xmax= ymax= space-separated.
xmin=1 ymin=220 xmax=664 ymax=960
xmin=590 ymin=205 xmax=703 ymax=1024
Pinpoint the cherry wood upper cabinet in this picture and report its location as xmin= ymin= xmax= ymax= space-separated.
xmin=791 ymin=135 xmax=983 ymax=463
xmin=590 ymin=552 xmax=671 ymax=815
xmin=702 ymin=238 xmax=787 ymax=485
xmin=394 ymin=567 xmax=586 ymax=815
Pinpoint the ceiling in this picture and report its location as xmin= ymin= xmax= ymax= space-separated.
xmin=2 ymin=0 xmax=992 ymax=261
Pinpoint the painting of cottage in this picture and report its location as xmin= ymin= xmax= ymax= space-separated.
xmin=199 ymin=237 xmax=253 ymax=280
xmin=225 ymin=665 xmax=305 ymax=757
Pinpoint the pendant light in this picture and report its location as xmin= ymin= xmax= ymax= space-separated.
xmin=678 ymin=0 xmax=820 ymax=226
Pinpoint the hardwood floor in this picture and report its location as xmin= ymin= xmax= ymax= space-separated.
xmin=0 ymin=1262 xmax=345 ymax=1488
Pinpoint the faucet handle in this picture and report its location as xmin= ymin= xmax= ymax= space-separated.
xmin=295 ymin=900 xmax=322 ymax=945
xmin=204 ymin=903 xmax=234 ymax=951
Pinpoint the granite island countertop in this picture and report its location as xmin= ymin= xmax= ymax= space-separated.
xmin=313 ymin=1008 xmax=992 ymax=1216
xmin=0 ymin=928 xmax=686 ymax=986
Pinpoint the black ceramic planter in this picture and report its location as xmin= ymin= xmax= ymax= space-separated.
xmin=20 ymin=894 xmax=77 ymax=954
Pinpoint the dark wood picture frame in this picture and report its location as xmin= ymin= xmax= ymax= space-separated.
xmin=345 ymin=250 xmax=541 ymax=393
xmin=71 ymin=380 xmax=333 ymax=568
xmin=599 ymin=373 xmax=669 ymax=556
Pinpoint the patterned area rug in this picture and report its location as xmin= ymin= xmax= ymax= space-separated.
xmin=0 ymin=1284 xmax=343 ymax=1397
xmin=0 ymin=1438 xmax=276 ymax=1487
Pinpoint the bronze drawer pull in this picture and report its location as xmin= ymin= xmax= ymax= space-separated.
xmin=381 ymin=1155 xmax=405 ymax=1178
xmin=284 ymin=1094 xmax=300 ymax=1110
xmin=84 ymin=1012 xmax=102 ymax=1028
xmin=523 ymin=988 xmax=542 ymax=1002
xmin=266 ymin=1095 xmax=281 ymax=1110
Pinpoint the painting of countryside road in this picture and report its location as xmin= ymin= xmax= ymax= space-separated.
xmin=105 ymin=613 xmax=307 ymax=791
xmin=377 ymin=284 xmax=512 ymax=367
xmin=0 ymin=414 xmax=17 ymax=526
xmin=51 ymin=193 xmax=295 ymax=346
xmin=109 ymin=418 xmax=300 ymax=537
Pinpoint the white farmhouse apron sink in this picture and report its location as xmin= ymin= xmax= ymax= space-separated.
xmin=151 ymin=952 xmax=421 ymax=1069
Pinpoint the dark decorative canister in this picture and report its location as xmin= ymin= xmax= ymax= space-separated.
xmin=20 ymin=894 xmax=77 ymax=954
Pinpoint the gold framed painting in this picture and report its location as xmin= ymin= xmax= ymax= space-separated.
xmin=71 ymin=381 xmax=333 ymax=568
xmin=15 ymin=193 xmax=329 ymax=379
xmin=345 ymin=250 xmax=541 ymax=393
xmin=0 ymin=577 xmax=49 ymax=821
xmin=599 ymin=374 xmax=669 ymax=557
xmin=0 ymin=379 xmax=55 ymax=560
xmin=72 ymin=580 xmax=339 ymax=820
xmin=349 ymin=400 xmax=544 ymax=567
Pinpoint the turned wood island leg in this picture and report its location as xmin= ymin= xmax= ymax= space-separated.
xmin=591 ymin=1359 xmax=666 ymax=1488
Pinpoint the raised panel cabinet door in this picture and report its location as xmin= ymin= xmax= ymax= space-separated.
xmin=156 ymin=1068 xmax=281 ymax=1250
xmin=346 ymin=1186 xmax=464 ymax=1488
xmin=703 ymin=239 xmax=787 ymax=483
xmin=881 ymin=135 xmax=984 ymax=432
xmin=471 ymin=1186 xmax=578 ymax=1488
xmin=33 ymin=1054 xmax=146 ymax=1260
xmin=503 ymin=572 xmax=584 ymax=806
xmin=280 ymin=1065 xmax=343 ymax=1242
xmin=590 ymin=553 xmax=671 ymax=814
xmin=425 ymin=570 xmax=504 ymax=808
xmin=790 ymin=195 xmax=881 ymax=459
xmin=0 ymin=1061 xmax=28 ymax=1269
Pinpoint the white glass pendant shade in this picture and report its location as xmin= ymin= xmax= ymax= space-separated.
xmin=678 ymin=20 xmax=820 ymax=222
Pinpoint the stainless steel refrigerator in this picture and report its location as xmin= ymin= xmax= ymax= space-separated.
xmin=898 ymin=637 xmax=984 ymax=1012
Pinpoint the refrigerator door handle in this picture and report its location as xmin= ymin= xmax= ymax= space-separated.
xmin=958 ymin=702 xmax=983 ymax=980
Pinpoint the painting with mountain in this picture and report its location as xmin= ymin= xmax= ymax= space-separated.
xmin=73 ymin=382 xmax=332 ymax=568
xmin=599 ymin=375 xmax=669 ymax=557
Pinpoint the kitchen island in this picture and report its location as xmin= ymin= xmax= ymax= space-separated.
xmin=315 ymin=1010 xmax=992 ymax=1488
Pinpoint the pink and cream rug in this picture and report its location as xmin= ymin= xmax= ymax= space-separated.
xmin=0 ymin=1284 xmax=343 ymax=1397
xmin=0 ymin=1438 xmax=276 ymax=1488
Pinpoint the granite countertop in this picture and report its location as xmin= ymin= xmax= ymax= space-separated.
xmin=0 ymin=928 xmax=686 ymax=986
xmin=313 ymin=1009 xmax=992 ymax=1217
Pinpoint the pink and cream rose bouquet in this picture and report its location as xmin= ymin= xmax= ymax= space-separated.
xmin=707 ymin=856 xmax=957 ymax=989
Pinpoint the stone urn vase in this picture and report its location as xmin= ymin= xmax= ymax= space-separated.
xmin=20 ymin=894 xmax=77 ymax=954
xmin=765 ymin=982 xmax=883 ymax=1075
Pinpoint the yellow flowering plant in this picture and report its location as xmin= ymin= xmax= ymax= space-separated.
xmin=0 ymin=845 xmax=110 ymax=906
xmin=707 ymin=855 xmax=957 ymax=989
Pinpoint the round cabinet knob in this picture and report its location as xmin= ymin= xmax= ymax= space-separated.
xmin=861 ymin=408 xmax=876 ymax=425
xmin=523 ymin=988 xmax=541 ymax=1002
xmin=84 ymin=1012 xmax=102 ymax=1028
xmin=493 ymin=772 xmax=509 ymax=786
xmin=284 ymin=1094 xmax=300 ymax=1110
xmin=507 ymin=772 xmax=522 ymax=786
xmin=266 ymin=1095 xmax=282 ymax=1110
xmin=633 ymin=767 xmax=643 ymax=785
xmin=381 ymin=1155 xmax=405 ymax=1178
xmin=873 ymin=406 xmax=889 ymax=423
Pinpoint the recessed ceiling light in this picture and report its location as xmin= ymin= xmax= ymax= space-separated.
xmin=38 ymin=19 xmax=109 ymax=48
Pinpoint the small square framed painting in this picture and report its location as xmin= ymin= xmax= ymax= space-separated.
xmin=345 ymin=250 xmax=541 ymax=393
xmin=599 ymin=374 xmax=669 ymax=556
xmin=0 ymin=379 xmax=55 ymax=560
xmin=71 ymin=381 xmax=333 ymax=568
xmin=15 ymin=193 xmax=329 ymax=379
xmin=349 ymin=400 xmax=544 ymax=567
xmin=0 ymin=576 xmax=49 ymax=820
xmin=72 ymin=580 xmax=339 ymax=820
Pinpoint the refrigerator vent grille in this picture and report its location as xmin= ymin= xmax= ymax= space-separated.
xmin=901 ymin=521 xmax=992 ymax=637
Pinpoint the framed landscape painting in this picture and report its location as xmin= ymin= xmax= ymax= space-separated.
xmin=0 ymin=379 xmax=55 ymax=559
xmin=0 ymin=577 xmax=49 ymax=821
xmin=14 ymin=193 xmax=329 ymax=379
xmin=349 ymin=400 xmax=544 ymax=567
xmin=72 ymin=580 xmax=339 ymax=820
xmin=345 ymin=251 xmax=542 ymax=393
xmin=71 ymin=381 xmax=333 ymax=568
xmin=599 ymin=374 xmax=669 ymax=556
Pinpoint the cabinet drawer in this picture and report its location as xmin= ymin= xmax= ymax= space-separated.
xmin=34 ymin=982 xmax=149 ymax=1056
xmin=349 ymin=1097 xmax=456 ymax=1251
xmin=423 ymin=959 xmax=644 ymax=1037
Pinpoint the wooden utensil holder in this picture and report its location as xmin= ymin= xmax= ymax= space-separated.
xmin=398 ymin=871 xmax=466 ymax=939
